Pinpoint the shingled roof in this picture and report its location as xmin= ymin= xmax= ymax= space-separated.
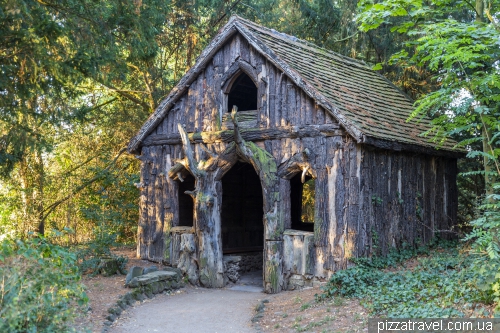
xmin=128 ymin=16 xmax=461 ymax=156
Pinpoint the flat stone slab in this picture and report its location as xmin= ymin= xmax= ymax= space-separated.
xmin=128 ymin=270 xmax=179 ymax=288
xmin=143 ymin=265 xmax=158 ymax=274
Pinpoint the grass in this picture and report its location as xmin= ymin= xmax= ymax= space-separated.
xmin=300 ymin=303 xmax=310 ymax=311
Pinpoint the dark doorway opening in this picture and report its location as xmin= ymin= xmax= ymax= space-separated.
xmin=227 ymin=72 xmax=258 ymax=112
xmin=290 ymin=173 xmax=315 ymax=232
xmin=178 ymin=173 xmax=195 ymax=227
xmin=221 ymin=162 xmax=264 ymax=253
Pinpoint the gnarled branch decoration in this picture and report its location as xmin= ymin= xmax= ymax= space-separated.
xmin=278 ymin=148 xmax=316 ymax=182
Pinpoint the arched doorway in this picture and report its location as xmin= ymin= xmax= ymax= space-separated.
xmin=221 ymin=162 xmax=264 ymax=253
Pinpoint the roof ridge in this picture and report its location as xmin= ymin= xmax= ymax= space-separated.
xmin=232 ymin=16 xmax=370 ymax=70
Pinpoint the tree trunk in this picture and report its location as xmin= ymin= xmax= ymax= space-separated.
xmin=476 ymin=0 xmax=495 ymax=199
xmin=230 ymin=110 xmax=285 ymax=293
xmin=34 ymin=148 xmax=45 ymax=235
xmin=177 ymin=124 xmax=225 ymax=287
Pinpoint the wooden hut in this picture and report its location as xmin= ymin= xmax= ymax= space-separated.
xmin=127 ymin=16 xmax=462 ymax=293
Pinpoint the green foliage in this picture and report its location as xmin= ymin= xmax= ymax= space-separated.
xmin=319 ymin=242 xmax=495 ymax=317
xmin=464 ymin=183 xmax=500 ymax=310
xmin=0 ymin=0 xmax=428 ymax=244
xmin=371 ymin=194 xmax=383 ymax=205
xmin=74 ymin=233 xmax=128 ymax=276
xmin=301 ymin=178 xmax=315 ymax=223
xmin=0 ymin=236 xmax=88 ymax=333
xmin=357 ymin=0 xmax=500 ymax=313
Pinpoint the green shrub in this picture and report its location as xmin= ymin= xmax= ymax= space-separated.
xmin=319 ymin=241 xmax=495 ymax=317
xmin=465 ymin=184 xmax=500 ymax=311
xmin=0 ymin=237 xmax=88 ymax=333
xmin=74 ymin=231 xmax=128 ymax=275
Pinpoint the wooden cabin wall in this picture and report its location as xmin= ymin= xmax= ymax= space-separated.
xmin=136 ymin=31 xmax=458 ymax=287
xmin=321 ymin=141 xmax=458 ymax=275
xmin=138 ymin=134 xmax=341 ymax=264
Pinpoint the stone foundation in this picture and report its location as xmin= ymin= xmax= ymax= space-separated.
xmin=223 ymin=252 xmax=262 ymax=283
xmin=287 ymin=274 xmax=325 ymax=290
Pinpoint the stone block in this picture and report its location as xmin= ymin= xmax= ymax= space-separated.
xmin=144 ymin=285 xmax=153 ymax=298
xmin=108 ymin=306 xmax=122 ymax=316
xmin=312 ymin=280 xmax=326 ymax=288
xmin=151 ymin=281 xmax=160 ymax=294
xmin=145 ymin=270 xmax=178 ymax=282
xmin=127 ymin=277 xmax=139 ymax=288
xmin=125 ymin=266 xmax=143 ymax=285
xmin=136 ymin=274 xmax=159 ymax=286
xmin=162 ymin=267 xmax=182 ymax=278
xmin=99 ymin=259 xmax=120 ymax=277
xmin=116 ymin=299 xmax=127 ymax=310
xmin=131 ymin=289 xmax=142 ymax=300
xmin=283 ymin=230 xmax=315 ymax=276
xmin=143 ymin=265 xmax=158 ymax=274
xmin=164 ymin=280 xmax=172 ymax=290
xmin=106 ymin=314 xmax=116 ymax=322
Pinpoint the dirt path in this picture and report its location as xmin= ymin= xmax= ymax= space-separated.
xmin=108 ymin=287 xmax=264 ymax=333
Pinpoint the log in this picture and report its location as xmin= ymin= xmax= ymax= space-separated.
xmin=143 ymin=124 xmax=343 ymax=146
xmin=277 ymin=148 xmax=316 ymax=180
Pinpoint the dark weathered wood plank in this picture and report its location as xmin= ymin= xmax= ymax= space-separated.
xmin=143 ymin=124 xmax=343 ymax=146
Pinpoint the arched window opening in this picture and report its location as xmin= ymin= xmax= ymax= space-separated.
xmin=290 ymin=173 xmax=315 ymax=232
xmin=178 ymin=173 xmax=195 ymax=227
xmin=227 ymin=72 xmax=257 ymax=112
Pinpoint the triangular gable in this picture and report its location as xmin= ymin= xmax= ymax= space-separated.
xmin=128 ymin=16 xmax=362 ymax=154
xmin=128 ymin=16 xmax=461 ymax=156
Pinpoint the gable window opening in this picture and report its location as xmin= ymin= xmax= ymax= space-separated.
xmin=227 ymin=72 xmax=258 ymax=112
xmin=290 ymin=173 xmax=315 ymax=232
xmin=178 ymin=173 xmax=195 ymax=227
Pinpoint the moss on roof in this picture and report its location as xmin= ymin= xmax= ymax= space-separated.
xmin=236 ymin=17 xmax=458 ymax=152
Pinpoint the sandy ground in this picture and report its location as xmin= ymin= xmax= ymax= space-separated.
xmin=104 ymin=271 xmax=367 ymax=333
xmin=108 ymin=287 xmax=264 ymax=333
xmin=258 ymin=287 xmax=367 ymax=333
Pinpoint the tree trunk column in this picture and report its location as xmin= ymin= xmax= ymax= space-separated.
xmin=174 ymin=124 xmax=225 ymax=288
xmin=230 ymin=110 xmax=284 ymax=293
xmin=192 ymin=175 xmax=224 ymax=287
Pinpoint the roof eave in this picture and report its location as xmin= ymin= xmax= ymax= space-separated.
xmin=362 ymin=135 xmax=466 ymax=158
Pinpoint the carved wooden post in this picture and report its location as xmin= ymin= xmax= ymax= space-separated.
xmin=176 ymin=124 xmax=225 ymax=288
xmin=177 ymin=233 xmax=199 ymax=284
xmin=230 ymin=109 xmax=285 ymax=293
